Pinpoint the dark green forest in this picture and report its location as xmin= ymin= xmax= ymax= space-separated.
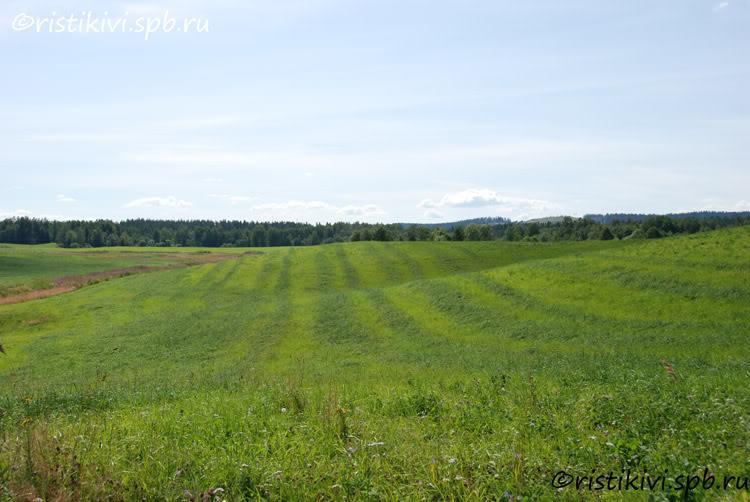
xmin=0 ymin=213 xmax=747 ymax=248
xmin=584 ymin=210 xmax=750 ymax=223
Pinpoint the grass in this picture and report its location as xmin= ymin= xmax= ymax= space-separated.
xmin=0 ymin=228 xmax=749 ymax=500
xmin=0 ymin=246 xmax=251 ymax=302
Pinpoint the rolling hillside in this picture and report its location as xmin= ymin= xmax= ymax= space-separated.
xmin=0 ymin=228 xmax=748 ymax=501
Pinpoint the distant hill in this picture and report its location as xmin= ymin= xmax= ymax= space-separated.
xmin=403 ymin=211 xmax=750 ymax=228
xmin=400 ymin=216 xmax=511 ymax=230
xmin=584 ymin=211 xmax=750 ymax=224
xmin=523 ymin=216 xmax=573 ymax=224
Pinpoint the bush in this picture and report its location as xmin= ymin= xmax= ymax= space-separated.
xmin=625 ymin=229 xmax=646 ymax=240
xmin=647 ymin=227 xmax=662 ymax=239
xmin=600 ymin=227 xmax=615 ymax=240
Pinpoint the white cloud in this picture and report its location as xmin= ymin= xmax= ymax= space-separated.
xmin=252 ymin=200 xmax=332 ymax=211
xmin=424 ymin=209 xmax=444 ymax=220
xmin=57 ymin=194 xmax=76 ymax=203
xmin=714 ymin=1 xmax=729 ymax=11
xmin=695 ymin=198 xmax=750 ymax=211
xmin=418 ymin=188 xmax=560 ymax=220
xmin=419 ymin=188 xmax=552 ymax=209
xmin=248 ymin=200 xmax=386 ymax=221
xmin=337 ymin=204 xmax=386 ymax=217
xmin=304 ymin=200 xmax=330 ymax=210
xmin=443 ymin=188 xmax=507 ymax=207
xmin=203 ymin=177 xmax=224 ymax=183
xmin=125 ymin=196 xmax=192 ymax=209
xmin=0 ymin=209 xmax=31 ymax=218
xmin=209 ymin=193 xmax=251 ymax=205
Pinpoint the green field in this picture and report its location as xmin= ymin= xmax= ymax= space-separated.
xmin=1 ymin=228 xmax=749 ymax=501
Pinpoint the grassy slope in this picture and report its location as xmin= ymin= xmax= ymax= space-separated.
xmin=0 ymin=229 xmax=749 ymax=501
xmin=0 ymin=245 xmax=250 ymax=291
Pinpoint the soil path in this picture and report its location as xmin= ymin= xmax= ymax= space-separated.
xmin=0 ymin=251 xmax=260 ymax=305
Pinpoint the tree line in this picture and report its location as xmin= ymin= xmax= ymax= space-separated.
xmin=584 ymin=211 xmax=750 ymax=224
xmin=0 ymin=214 xmax=747 ymax=248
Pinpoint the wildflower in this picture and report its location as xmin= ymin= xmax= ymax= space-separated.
xmin=455 ymin=475 xmax=463 ymax=481
xmin=21 ymin=417 xmax=33 ymax=427
xmin=281 ymin=407 xmax=287 ymax=413
xmin=447 ymin=457 xmax=456 ymax=464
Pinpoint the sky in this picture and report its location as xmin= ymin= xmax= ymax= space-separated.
xmin=1 ymin=0 xmax=748 ymax=223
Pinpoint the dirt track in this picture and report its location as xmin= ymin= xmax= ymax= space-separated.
xmin=0 ymin=251 xmax=259 ymax=305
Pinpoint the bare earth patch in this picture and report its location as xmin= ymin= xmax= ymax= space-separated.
xmin=23 ymin=316 xmax=55 ymax=326
xmin=0 ymin=251 xmax=260 ymax=305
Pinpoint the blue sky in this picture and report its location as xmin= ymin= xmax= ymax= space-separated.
xmin=1 ymin=0 xmax=748 ymax=223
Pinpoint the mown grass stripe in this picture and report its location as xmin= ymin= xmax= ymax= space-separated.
xmin=488 ymin=259 xmax=744 ymax=323
xmin=350 ymin=242 xmax=400 ymax=287
xmin=524 ymin=257 xmax=750 ymax=303
xmin=312 ymin=246 xmax=337 ymax=292
xmin=360 ymin=287 xmax=509 ymax=373
xmin=382 ymin=242 xmax=425 ymax=281
xmin=275 ymin=247 xmax=294 ymax=293
xmin=195 ymin=258 xmax=236 ymax=286
xmin=214 ymin=256 xmax=246 ymax=288
xmin=405 ymin=274 xmax=626 ymax=352
xmin=250 ymin=249 xmax=283 ymax=293
xmin=333 ymin=243 xmax=360 ymax=290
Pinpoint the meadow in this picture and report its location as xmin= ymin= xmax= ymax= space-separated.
xmin=0 ymin=228 xmax=748 ymax=501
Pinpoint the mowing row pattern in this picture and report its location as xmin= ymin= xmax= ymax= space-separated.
xmin=0 ymin=228 xmax=748 ymax=500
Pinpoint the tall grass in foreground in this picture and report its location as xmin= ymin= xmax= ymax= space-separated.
xmin=1 ymin=358 xmax=748 ymax=501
